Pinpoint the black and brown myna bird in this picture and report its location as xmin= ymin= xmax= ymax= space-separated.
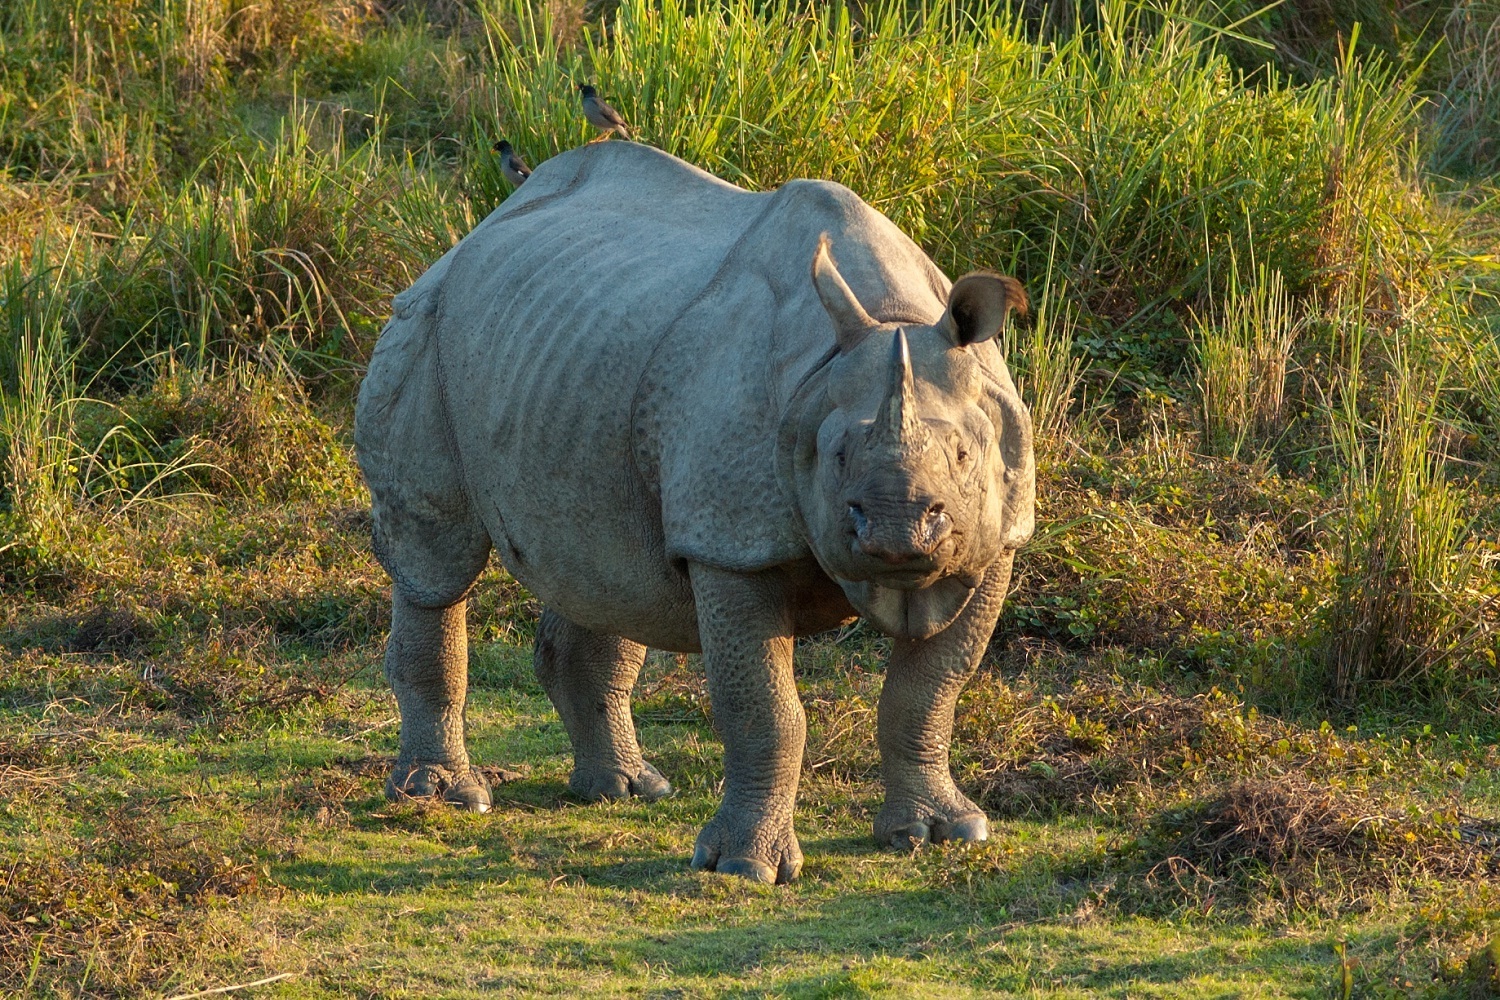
xmin=579 ymin=84 xmax=631 ymax=141
xmin=492 ymin=139 xmax=531 ymax=187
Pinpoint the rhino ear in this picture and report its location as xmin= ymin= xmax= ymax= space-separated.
xmin=811 ymin=234 xmax=877 ymax=352
xmin=939 ymin=271 xmax=1027 ymax=347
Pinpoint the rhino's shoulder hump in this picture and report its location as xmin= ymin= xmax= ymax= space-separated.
xmin=766 ymin=177 xmax=866 ymax=217
xmin=480 ymin=141 xmax=749 ymax=231
xmin=756 ymin=179 xmax=950 ymax=324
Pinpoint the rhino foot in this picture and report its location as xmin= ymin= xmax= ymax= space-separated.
xmin=690 ymin=807 xmax=802 ymax=884
xmin=570 ymin=761 xmax=673 ymax=802
xmin=875 ymin=796 xmax=989 ymax=850
xmin=385 ymin=763 xmax=492 ymax=813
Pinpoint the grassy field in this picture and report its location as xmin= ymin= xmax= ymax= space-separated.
xmin=4 ymin=0 xmax=1500 ymax=995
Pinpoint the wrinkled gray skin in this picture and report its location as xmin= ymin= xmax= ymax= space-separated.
xmin=354 ymin=142 xmax=1034 ymax=884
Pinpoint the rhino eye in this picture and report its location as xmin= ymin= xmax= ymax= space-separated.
xmin=955 ymin=446 xmax=970 ymax=463
xmin=835 ymin=449 xmax=847 ymax=469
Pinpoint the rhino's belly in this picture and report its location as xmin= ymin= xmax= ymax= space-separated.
xmin=494 ymin=511 xmax=704 ymax=652
xmin=496 ymin=544 xmax=855 ymax=653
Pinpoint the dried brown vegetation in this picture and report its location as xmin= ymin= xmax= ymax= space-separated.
xmin=1131 ymin=777 xmax=1498 ymax=917
xmin=952 ymin=671 xmax=1387 ymax=819
xmin=0 ymin=727 xmax=275 ymax=993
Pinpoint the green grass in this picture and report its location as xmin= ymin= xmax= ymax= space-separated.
xmin=3 ymin=0 xmax=1500 ymax=995
xmin=6 ymin=633 xmax=1498 ymax=998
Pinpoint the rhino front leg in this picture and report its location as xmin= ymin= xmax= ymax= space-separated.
xmin=688 ymin=563 xmax=804 ymax=884
xmin=384 ymin=591 xmax=491 ymax=812
xmin=534 ymin=609 xmax=671 ymax=802
xmin=874 ymin=553 xmax=1014 ymax=849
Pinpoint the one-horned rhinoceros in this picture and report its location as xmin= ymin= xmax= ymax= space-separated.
xmin=354 ymin=142 xmax=1034 ymax=883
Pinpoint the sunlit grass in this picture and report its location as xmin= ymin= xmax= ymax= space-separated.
xmin=1 ymin=0 xmax=1499 ymax=994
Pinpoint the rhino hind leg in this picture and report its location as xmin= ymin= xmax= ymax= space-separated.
xmin=369 ymin=473 xmax=494 ymax=813
xmin=533 ymin=609 xmax=672 ymax=802
xmin=367 ymin=424 xmax=495 ymax=812
xmin=383 ymin=590 xmax=492 ymax=812
xmin=358 ymin=295 xmax=499 ymax=812
xmin=376 ymin=509 xmax=494 ymax=813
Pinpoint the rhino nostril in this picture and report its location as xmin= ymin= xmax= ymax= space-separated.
xmin=847 ymin=503 xmax=868 ymax=536
xmin=920 ymin=505 xmax=953 ymax=550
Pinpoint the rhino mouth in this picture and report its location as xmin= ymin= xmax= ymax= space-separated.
xmin=835 ymin=573 xmax=976 ymax=640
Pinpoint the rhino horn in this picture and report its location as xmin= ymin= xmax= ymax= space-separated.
xmin=811 ymin=234 xmax=877 ymax=352
xmin=871 ymin=329 xmax=930 ymax=455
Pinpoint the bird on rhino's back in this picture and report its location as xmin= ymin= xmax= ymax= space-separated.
xmin=354 ymin=140 xmax=1033 ymax=883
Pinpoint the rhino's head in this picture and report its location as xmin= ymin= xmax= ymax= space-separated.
xmin=800 ymin=236 xmax=1033 ymax=640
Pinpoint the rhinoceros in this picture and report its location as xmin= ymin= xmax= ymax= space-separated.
xmin=354 ymin=142 xmax=1034 ymax=883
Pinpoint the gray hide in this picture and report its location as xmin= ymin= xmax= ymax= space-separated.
xmin=355 ymin=142 xmax=1034 ymax=883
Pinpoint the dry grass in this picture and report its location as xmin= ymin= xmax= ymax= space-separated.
xmin=0 ymin=728 xmax=276 ymax=995
xmin=94 ymin=362 xmax=361 ymax=504
xmin=952 ymin=671 xmax=1386 ymax=820
xmin=1131 ymin=776 xmax=1498 ymax=917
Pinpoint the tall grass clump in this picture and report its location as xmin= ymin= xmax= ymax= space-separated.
xmin=1432 ymin=0 xmax=1500 ymax=176
xmin=0 ymin=238 xmax=105 ymax=587
xmin=1 ymin=241 xmax=82 ymax=524
xmin=9 ymin=109 xmax=417 ymax=378
xmin=0 ymin=239 xmax=232 ymax=586
xmin=475 ymin=0 xmax=1033 ymax=255
xmin=1194 ymin=264 xmax=1302 ymax=461
xmin=156 ymin=112 xmax=390 ymax=363
xmin=1322 ymin=304 xmax=1490 ymax=703
xmin=1005 ymin=252 xmax=1084 ymax=450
